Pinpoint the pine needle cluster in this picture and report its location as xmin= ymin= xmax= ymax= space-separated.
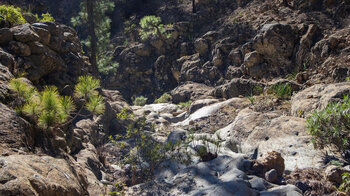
xmin=9 ymin=76 xmax=105 ymax=129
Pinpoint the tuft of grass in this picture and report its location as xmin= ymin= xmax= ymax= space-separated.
xmin=248 ymin=96 xmax=255 ymax=105
xmin=268 ymin=83 xmax=292 ymax=99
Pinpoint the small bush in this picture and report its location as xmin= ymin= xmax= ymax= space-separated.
xmin=111 ymin=109 xmax=187 ymax=180
xmin=178 ymin=100 xmax=192 ymax=109
xmin=0 ymin=5 xmax=26 ymax=25
xmin=39 ymin=12 xmax=55 ymax=22
xmin=98 ymin=56 xmax=119 ymax=75
xmin=139 ymin=15 xmax=171 ymax=41
xmin=154 ymin=93 xmax=172 ymax=103
xmin=339 ymin=172 xmax=350 ymax=193
xmin=307 ymin=95 xmax=350 ymax=152
xmin=268 ymin=83 xmax=292 ymax=99
xmin=133 ymin=96 xmax=147 ymax=106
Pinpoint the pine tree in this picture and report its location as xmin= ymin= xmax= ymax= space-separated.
xmin=71 ymin=0 xmax=118 ymax=75
xmin=9 ymin=76 xmax=105 ymax=129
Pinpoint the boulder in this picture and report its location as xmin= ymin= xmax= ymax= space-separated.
xmin=0 ymin=154 xmax=88 ymax=196
xmin=291 ymin=82 xmax=350 ymax=117
xmin=31 ymin=25 xmax=52 ymax=45
xmin=8 ymin=41 xmax=31 ymax=56
xmin=194 ymin=38 xmax=209 ymax=56
xmin=254 ymin=23 xmax=295 ymax=59
xmin=253 ymin=151 xmax=285 ymax=178
xmin=178 ymin=54 xmax=203 ymax=83
xmin=0 ymin=48 xmax=16 ymax=71
xmin=170 ymin=81 xmax=214 ymax=103
xmin=0 ymin=28 xmax=13 ymax=45
xmin=245 ymin=23 xmax=296 ymax=78
xmin=129 ymin=43 xmax=152 ymax=57
xmin=10 ymin=24 xmax=40 ymax=43
xmin=225 ymin=108 xmax=323 ymax=170
xmin=265 ymin=169 xmax=278 ymax=183
xmin=166 ymin=129 xmax=187 ymax=145
xmin=30 ymin=49 xmax=66 ymax=76
xmin=0 ymin=104 xmax=34 ymax=151
xmin=187 ymin=99 xmax=219 ymax=116
xmin=243 ymin=51 xmax=266 ymax=78
xmin=260 ymin=185 xmax=302 ymax=196
xmin=75 ymin=145 xmax=106 ymax=196
xmin=228 ymin=49 xmax=243 ymax=66
xmin=0 ymin=64 xmax=12 ymax=101
xmin=225 ymin=66 xmax=244 ymax=79
xmin=211 ymin=78 xmax=264 ymax=99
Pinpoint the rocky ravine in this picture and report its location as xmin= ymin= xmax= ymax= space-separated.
xmin=123 ymin=81 xmax=350 ymax=195
xmin=0 ymin=0 xmax=350 ymax=196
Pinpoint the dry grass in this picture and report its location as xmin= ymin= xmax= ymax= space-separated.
xmin=285 ymin=168 xmax=336 ymax=196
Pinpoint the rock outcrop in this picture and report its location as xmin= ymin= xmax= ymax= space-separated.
xmin=0 ymin=22 xmax=93 ymax=91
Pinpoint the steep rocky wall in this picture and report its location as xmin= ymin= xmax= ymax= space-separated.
xmin=0 ymin=21 xmax=94 ymax=93
xmin=107 ymin=0 xmax=350 ymax=102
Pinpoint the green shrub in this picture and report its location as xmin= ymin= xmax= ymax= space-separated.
xmin=154 ymin=93 xmax=172 ymax=103
xmin=133 ymin=96 xmax=147 ymax=106
xmin=9 ymin=76 xmax=105 ymax=129
xmin=307 ymin=95 xmax=350 ymax=152
xmin=178 ymin=100 xmax=192 ymax=109
xmin=268 ymin=83 xmax=292 ymax=99
xmin=139 ymin=15 xmax=171 ymax=41
xmin=97 ymin=56 xmax=119 ymax=75
xmin=339 ymin=172 xmax=350 ymax=193
xmin=111 ymin=109 xmax=179 ymax=179
xmin=110 ymin=107 xmax=192 ymax=181
xmin=38 ymin=12 xmax=55 ymax=22
xmin=0 ymin=5 xmax=26 ymax=25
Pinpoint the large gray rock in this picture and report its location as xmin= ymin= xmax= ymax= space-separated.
xmin=244 ymin=23 xmax=297 ymax=78
xmin=211 ymin=78 xmax=264 ymax=99
xmin=260 ymin=185 xmax=302 ymax=196
xmin=170 ymin=81 xmax=214 ymax=104
xmin=291 ymin=82 xmax=350 ymax=117
xmin=0 ymin=48 xmax=16 ymax=71
xmin=10 ymin=23 xmax=40 ymax=43
xmin=0 ymin=154 xmax=89 ymax=196
xmin=126 ymin=155 xmax=259 ymax=196
xmin=222 ymin=108 xmax=323 ymax=170
xmin=0 ymin=28 xmax=13 ymax=45
xmin=194 ymin=38 xmax=209 ymax=56
xmin=0 ymin=104 xmax=34 ymax=151
xmin=0 ymin=64 xmax=12 ymax=101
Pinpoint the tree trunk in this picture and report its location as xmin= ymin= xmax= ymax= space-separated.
xmin=192 ymin=0 xmax=196 ymax=13
xmin=86 ymin=0 xmax=99 ymax=74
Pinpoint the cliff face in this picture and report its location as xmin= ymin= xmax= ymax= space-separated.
xmin=0 ymin=0 xmax=350 ymax=195
xmin=104 ymin=0 xmax=350 ymax=102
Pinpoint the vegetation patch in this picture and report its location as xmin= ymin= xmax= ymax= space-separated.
xmin=0 ymin=5 xmax=26 ymax=25
xmin=110 ymin=108 xmax=190 ymax=183
xmin=178 ymin=100 xmax=192 ymax=109
xmin=133 ymin=96 xmax=148 ymax=106
xmin=154 ymin=93 xmax=172 ymax=103
xmin=139 ymin=15 xmax=172 ymax=41
xmin=307 ymin=95 xmax=350 ymax=153
xmin=338 ymin=172 xmax=350 ymax=193
xmin=9 ymin=76 xmax=105 ymax=129
xmin=268 ymin=83 xmax=292 ymax=99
